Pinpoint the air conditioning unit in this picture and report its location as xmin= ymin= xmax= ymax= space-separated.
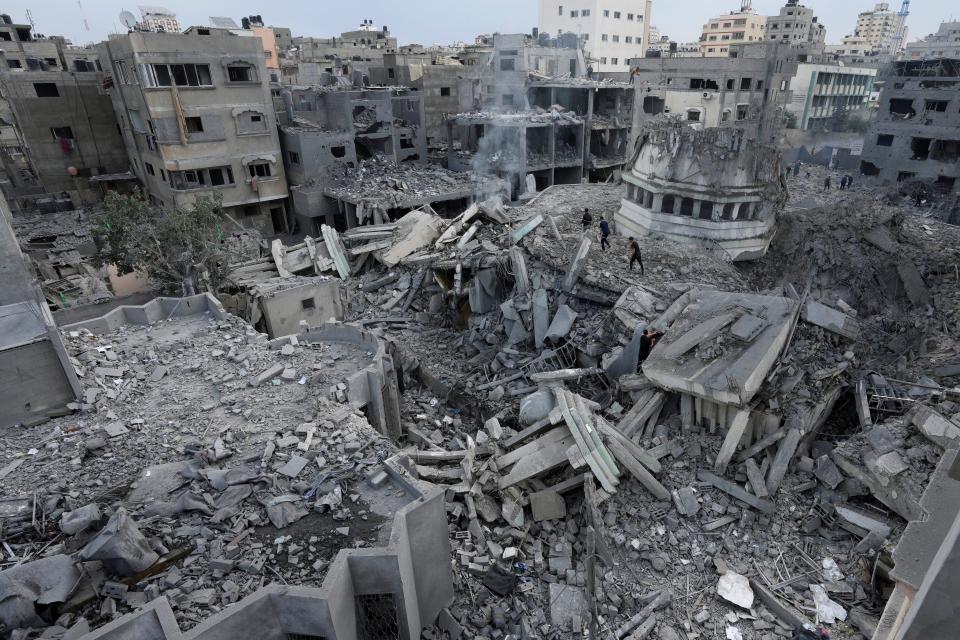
xmin=702 ymin=92 xmax=714 ymax=99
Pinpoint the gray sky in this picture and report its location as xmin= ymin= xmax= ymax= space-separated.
xmin=3 ymin=1 xmax=953 ymax=48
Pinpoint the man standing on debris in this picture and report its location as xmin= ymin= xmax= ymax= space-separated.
xmin=581 ymin=208 xmax=593 ymax=232
xmin=823 ymin=175 xmax=832 ymax=191
xmin=628 ymin=238 xmax=644 ymax=275
xmin=638 ymin=328 xmax=663 ymax=363
xmin=599 ymin=216 xmax=610 ymax=251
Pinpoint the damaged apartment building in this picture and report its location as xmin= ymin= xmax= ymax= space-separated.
xmin=277 ymin=85 xmax=504 ymax=232
xmin=447 ymin=33 xmax=633 ymax=196
xmin=630 ymin=42 xmax=799 ymax=146
xmin=0 ymin=16 xmax=129 ymax=211
xmin=280 ymin=21 xmax=398 ymax=85
xmin=97 ymin=27 xmax=290 ymax=235
xmin=860 ymin=57 xmax=960 ymax=194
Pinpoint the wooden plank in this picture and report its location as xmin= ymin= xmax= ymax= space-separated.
xmin=697 ymin=470 xmax=775 ymax=514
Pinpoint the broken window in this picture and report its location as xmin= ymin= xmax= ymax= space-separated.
xmin=170 ymin=169 xmax=205 ymax=189
xmin=689 ymin=78 xmax=719 ymax=90
xmin=141 ymin=63 xmax=212 ymax=88
xmin=499 ymin=58 xmax=515 ymax=71
xmin=686 ymin=109 xmax=701 ymax=122
xmin=502 ymin=94 xmax=515 ymax=107
xmin=726 ymin=79 xmax=735 ymax=90
xmin=740 ymin=77 xmax=752 ymax=90
xmin=721 ymin=203 xmax=735 ymax=220
xmin=910 ymin=137 xmax=932 ymax=160
xmin=860 ymin=160 xmax=880 ymax=176
xmin=227 ymin=65 xmax=255 ymax=82
xmin=248 ymin=162 xmax=272 ymax=178
xmin=355 ymin=594 xmax=400 ymax=640
xmin=145 ymin=162 xmax=155 ymax=176
xmin=288 ymin=151 xmax=301 ymax=165
xmin=330 ymin=146 xmax=346 ymax=158
xmin=931 ymin=140 xmax=960 ymax=162
xmin=50 ymin=126 xmax=74 ymax=141
xmin=736 ymin=104 xmax=749 ymax=120
xmin=185 ymin=117 xmax=204 ymax=133
xmin=440 ymin=87 xmax=451 ymax=97
xmin=208 ymin=167 xmax=234 ymax=186
xmin=679 ymin=197 xmax=694 ymax=216
xmin=698 ymin=202 xmax=714 ymax=220
xmin=301 ymin=298 xmax=315 ymax=310
xmin=7 ymin=59 xmax=20 ymax=68
xmin=888 ymin=98 xmax=914 ymax=118
xmin=876 ymin=134 xmax=894 ymax=147
xmin=33 ymin=82 xmax=59 ymax=97
xmin=924 ymin=100 xmax=949 ymax=112
xmin=642 ymin=96 xmax=664 ymax=115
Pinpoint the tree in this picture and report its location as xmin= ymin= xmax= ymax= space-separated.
xmin=96 ymin=189 xmax=232 ymax=295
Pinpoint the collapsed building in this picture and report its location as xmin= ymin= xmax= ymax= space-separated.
xmin=860 ymin=57 xmax=960 ymax=194
xmin=616 ymin=119 xmax=786 ymax=261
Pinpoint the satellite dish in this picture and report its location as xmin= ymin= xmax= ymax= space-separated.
xmin=119 ymin=10 xmax=137 ymax=28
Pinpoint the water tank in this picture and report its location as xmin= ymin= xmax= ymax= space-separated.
xmin=558 ymin=32 xmax=579 ymax=49
xmin=241 ymin=17 xmax=250 ymax=30
xmin=532 ymin=27 xmax=539 ymax=39
xmin=538 ymin=32 xmax=551 ymax=47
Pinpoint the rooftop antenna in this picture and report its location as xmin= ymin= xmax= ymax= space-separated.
xmin=25 ymin=8 xmax=34 ymax=28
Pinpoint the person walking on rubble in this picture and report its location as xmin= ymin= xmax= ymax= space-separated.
xmin=581 ymin=208 xmax=593 ymax=232
xmin=823 ymin=175 xmax=831 ymax=191
xmin=599 ymin=216 xmax=610 ymax=251
xmin=845 ymin=174 xmax=854 ymax=190
xmin=628 ymin=238 xmax=644 ymax=275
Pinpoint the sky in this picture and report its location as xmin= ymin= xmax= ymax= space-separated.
xmin=3 ymin=1 xmax=952 ymax=48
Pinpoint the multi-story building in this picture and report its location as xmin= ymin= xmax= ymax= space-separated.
xmin=537 ymin=0 xmax=652 ymax=73
xmin=137 ymin=6 xmax=180 ymax=34
xmin=699 ymin=2 xmax=767 ymax=58
xmin=825 ymin=36 xmax=880 ymax=67
xmin=852 ymin=3 xmax=906 ymax=55
xmin=98 ymin=29 xmax=289 ymax=234
xmin=287 ymin=21 xmax=398 ymax=80
xmin=787 ymin=63 xmax=877 ymax=130
xmin=0 ymin=17 xmax=128 ymax=208
xmin=904 ymin=22 xmax=960 ymax=61
xmin=860 ymin=58 xmax=960 ymax=194
xmin=764 ymin=0 xmax=826 ymax=52
xmin=630 ymin=42 xmax=797 ymax=145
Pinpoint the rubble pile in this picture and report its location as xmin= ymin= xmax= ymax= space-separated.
xmin=0 ymin=311 xmax=399 ymax=634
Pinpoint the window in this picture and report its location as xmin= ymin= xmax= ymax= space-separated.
xmin=140 ymin=63 xmax=212 ymax=88
xmin=600 ymin=57 xmax=607 ymax=64
xmin=44 ymin=57 xmax=57 ymax=67
xmin=502 ymin=94 xmax=515 ymax=106
xmin=736 ymin=104 xmax=749 ymax=120
xmin=582 ymin=9 xmax=590 ymax=16
xmin=7 ymin=59 xmax=21 ymax=69
xmin=558 ymin=5 xmax=563 ymax=16
xmin=227 ymin=65 xmax=254 ymax=82
xmin=925 ymin=100 xmax=949 ymax=112
xmin=711 ymin=23 xmax=719 ymax=29
xmin=33 ymin=83 xmax=59 ymax=97
xmin=687 ymin=109 xmax=701 ymax=122
xmin=387 ymin=67 xmax=395 ymax=79
xmin=208 ymin=166 xmax=234 ymax=186
xmin=170 ymin=169 xmax=205 ymax=189
xmin=604 ymin=10 xmax=610 ymax=17
xmin=185 ymin=117 xmax=204 ymax=133
xmin=611 ymin=58 xmax=618 ymax=65
xmin=500 ymin=58 xmax=515 ymax=71
xmin=288 ymin=150 xmax=301 ymax=164
xmin=612 ymin=35 xmax=619 ymax=43
xmin=602 ymin=34 xmax=608 ymax=41
xmin=740 ymin=77 xmax=753 ymax=90
xmin=440 ymin=87 xmax=451 ymax=97
xmin=248 ymin=163 xmax=271 ymax=178
xmin=876 ymin=134 xmax=895 ymax=147
xmin=625 ymin=36 xmax=632 ymax=43
xmin=614 ymin=11 xmax=621 ymax=18
xmin=0 ymin=32 xmax=10 ymax=41
xmin=570 ymin=10 xmax=578 ymax=17
xmin=628 ymin=13 xmax=634 ymax=20
xmin=50 ymin=126 xmax=74 ymax=141
xmin=145 ymin=162 xmax=155 ymax=176
xmin=301 ymin=298 xmax=315 ymax=310
xmin=251 ymin=114 xmax=262 ymax=122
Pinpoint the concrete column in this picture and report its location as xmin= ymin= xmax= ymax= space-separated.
xmin=692 ymin=200 xmax=702 ymax=218
xmin=651 ymin=193 xmax=664 ymax=213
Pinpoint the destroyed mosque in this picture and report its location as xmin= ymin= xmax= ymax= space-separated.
xmin=1 ymin=3 xmax=960 ymax=640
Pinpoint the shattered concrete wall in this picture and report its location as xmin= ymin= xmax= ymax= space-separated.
xmin=617 ymin=118 xmax=787 ymax=261
xmin=81 ymin=460 xmax=453 ymax=640
xmin=257 ymin=279 xmax=347 ymax=338
xmin=860 ymin=58 xmax=960 ymax=193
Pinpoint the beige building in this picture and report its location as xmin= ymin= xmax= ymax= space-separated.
xmin=853 ymin=2 xmax=906 ymax=55
xmin=699 ymin=3 xmax=767 ymax=58
xmin=765 ymin=1 xmax=826 ymax=49
xmin=97 ymin=29 xmax=289 ymax=235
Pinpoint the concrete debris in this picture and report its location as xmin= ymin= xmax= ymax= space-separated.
xmin=717 ymin=571 xmax=754 ymax=609
xmin=80 ymin=507 xmax=160 ymax=576
xmin=810 ymin=584 xmax=847 ymax=624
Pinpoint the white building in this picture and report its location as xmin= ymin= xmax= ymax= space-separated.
xmin=787 ymin=63 xmax=877 ymax=131
xmin=904 ymin=21 xmax=960 ymax=60
xmin=538 ymin=0 xmax=652 ymax=73
xmin=852 ymin=2 xmax=906 ymax=55
xmin=764 ymin=1 xmax=826 ymax=49
xmin=137 ymin=6 xmax=180 ymax=34
xmin=699 ymin=3 xmax=767 ymax=58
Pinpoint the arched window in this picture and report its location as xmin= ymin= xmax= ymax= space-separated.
xmin=661 ymin=194 xmax=675 ymax=214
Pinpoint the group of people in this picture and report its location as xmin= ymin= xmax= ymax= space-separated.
xmin=580 ymin=208 xmax=645 ymax=275
xmin=822 ymin=174 xmax=855 ymax=191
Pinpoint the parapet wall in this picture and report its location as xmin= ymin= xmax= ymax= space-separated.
xmin=59 ymin=294 xmax=228 ymax=334
xmin=81 ymin=456 xmax=453 ymax=640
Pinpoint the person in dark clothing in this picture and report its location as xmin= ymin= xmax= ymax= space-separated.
xmin=628 ymin=238 xmax=644 ymax=274
xmin=823 ymin=176 xmax=831 ymax=191
xmin=599 ymin=216 xmax=610 ymax=251
xmin=838 ymin=175 xmax=846 ymax=190
xmin=845 ymin=174 xmax=853 ymax=189
xmin=638 ymin=328 xmax=664 ymax=363
xmin=581 ymin=208 xmax=593 ymax=231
